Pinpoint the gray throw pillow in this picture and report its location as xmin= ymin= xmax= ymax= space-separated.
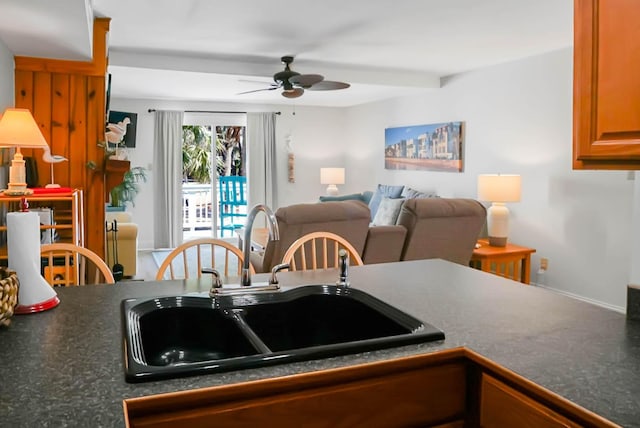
xmin=401 ymin=187 xmax=438 ymax=199
xmin=368 ymin=184 xmax=405 ymax=220
xmin=372 ymin=197 xmax=405 ymax=226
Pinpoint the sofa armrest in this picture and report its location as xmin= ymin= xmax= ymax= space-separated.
xmin=362 ymin=225 xmax=407 ymax=264
xmin=107 ymin=223 xmax=137 ymax=240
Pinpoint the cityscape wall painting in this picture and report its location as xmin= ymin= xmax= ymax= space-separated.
xmin=384 ymin=122 xmax=464 ymax=172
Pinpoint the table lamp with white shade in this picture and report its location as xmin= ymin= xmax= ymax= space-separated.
xmin=0 ymin=108 xmax=50 ymax=195
xmin=477 ymin=174 xmax=521 ymax=247
xmin=320 ymin=167 xmax=345 ymax=196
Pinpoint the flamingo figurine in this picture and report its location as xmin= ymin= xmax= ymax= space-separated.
xmin=42 ymin=147 xmax=68 ymax=188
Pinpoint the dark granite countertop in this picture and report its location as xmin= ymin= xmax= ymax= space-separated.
xmin=1 ymin=259 xmax=639 ymax=427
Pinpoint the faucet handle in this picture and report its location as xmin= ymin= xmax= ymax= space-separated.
xmin=202 ymin=268 xmax=223 ymax=295
xmin=336 ymin=249 xmax=350 ymax=287
xmin=269 ymin=263 xmax=289 ymax=286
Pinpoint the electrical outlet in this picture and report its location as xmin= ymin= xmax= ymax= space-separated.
xmin=540 ymin=258 xmax=548 ymax=270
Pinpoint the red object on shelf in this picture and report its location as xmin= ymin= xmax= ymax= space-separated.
xmin=30 ymin=187 xmax=73 ymax=195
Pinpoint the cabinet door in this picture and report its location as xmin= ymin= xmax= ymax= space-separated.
xmin=480 ymin=374 xmax=581 ymax=428
xmin=573 ymin=0 xmax=640 ymax=169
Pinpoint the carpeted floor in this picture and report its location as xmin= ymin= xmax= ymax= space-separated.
xmin=152 ymin=244 xmax=244 ymax=280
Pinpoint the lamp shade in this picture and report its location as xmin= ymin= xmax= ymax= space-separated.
xmin=477 ymin=174 xmax=521 ymax=203
xmin=320 ymin=168 xmax=345 ymax=185
xmin=0 ymin=108 xmax=49 ymax=149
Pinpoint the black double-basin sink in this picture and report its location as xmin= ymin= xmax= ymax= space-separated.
xmin=122 ymin=284 xmax=444 ymax=382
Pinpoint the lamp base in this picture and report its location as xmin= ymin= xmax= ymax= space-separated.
xmin=45 ymin=183 xmax=61 ymax=189
xmin=326 ymin=184 xmax=339 ymax=196
xmin=488 ymin=236 xmax=507 ymax=247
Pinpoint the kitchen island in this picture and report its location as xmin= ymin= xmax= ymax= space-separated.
xmin=1 ymin=259 xmax=639 ymax=427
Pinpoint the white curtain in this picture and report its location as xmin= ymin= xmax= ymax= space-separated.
xmin=246 ymin=112 xmax=278 ymax=210
xmin=153 ymin=110 xmax=184 ymax=248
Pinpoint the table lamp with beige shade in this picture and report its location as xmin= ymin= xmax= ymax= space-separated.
xmin=320 ymin=167 xmax=345 ymax=196
xmin=0 ymin=108 xmax=50 ymax=195
xmin=477 ymin=174 xmax=521 ymax=247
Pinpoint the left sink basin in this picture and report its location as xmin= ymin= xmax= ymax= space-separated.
xmin=122 ymin=285 xmax=445 ymax=383
xmin=123 ymin=296 xmax=266 ymax=382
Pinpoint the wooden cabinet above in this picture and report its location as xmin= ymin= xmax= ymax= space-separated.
xmin=573 ymin=0 xmax=640 ymax=170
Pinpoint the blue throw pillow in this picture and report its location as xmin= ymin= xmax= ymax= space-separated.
xmin=368 ymin=184 xmax=405 ymax=220
xmin=319 ymin=193 xmax=369 ymax=203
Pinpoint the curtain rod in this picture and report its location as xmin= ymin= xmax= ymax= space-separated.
xmin=147 ymin=109 xmax=281 ymax=115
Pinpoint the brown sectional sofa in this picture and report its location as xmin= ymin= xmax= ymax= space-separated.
xmin=251 ymin=198 xmax=486 ymax=273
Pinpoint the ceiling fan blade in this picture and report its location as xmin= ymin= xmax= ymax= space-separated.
xmin=289 ymin=74 xmax=324 ymax=89
xmin=237 ymin=87 xmax=279 ymax=95
xmin=307 ymin=80 xmax=351 ymax=91
xmin=282 ymin=88 xmax=304 ymax=99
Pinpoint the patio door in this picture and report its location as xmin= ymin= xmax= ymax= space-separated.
xmin=181 ymin=112 xmax=247 ymax=240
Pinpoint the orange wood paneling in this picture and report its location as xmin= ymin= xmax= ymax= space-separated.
xmin=85 ymin=76 xmax=106 ymax=259
xmin=51 ymin=74 xmax=71 ymax=187
xmin=68 ymin=74 xmax=87 ymax=188
xmin=573 ymin=0 xmax=640 ymax=169
xmin=14 ymin=70 xmax=33 ymax=111
xmin=13 ymin=18 xmax=110 ymax=258
xmin=14 ymin=18 xmax=110 ymax=77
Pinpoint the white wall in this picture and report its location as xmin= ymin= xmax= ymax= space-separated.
xmin=108 ymin=98 xmax=348 ymax=249
xmin=0 ymin=37 xmax=13 ymax=110
xmin=345 ymin=48 xmax=632 ymax=310
xmin=113 ymin=48 xmax=634 ymax=309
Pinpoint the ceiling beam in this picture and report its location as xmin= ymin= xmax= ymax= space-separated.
xmin=109 ymin=49 xmax=441 ymax=89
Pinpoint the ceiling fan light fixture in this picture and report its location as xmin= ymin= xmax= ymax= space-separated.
xmin=237 ymin=56 xmax=350 ymax=98
xmin=282 ymin=88 xmax=304 ymax=98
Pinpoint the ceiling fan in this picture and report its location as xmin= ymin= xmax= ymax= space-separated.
xmin=238 ymin=56 xmax=350 ymax=98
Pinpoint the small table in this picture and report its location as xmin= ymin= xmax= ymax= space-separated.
xmin=235 ymin=228 xmax=269 ymax=252
xmin=470 ymin=239 xmax=536 ymax=284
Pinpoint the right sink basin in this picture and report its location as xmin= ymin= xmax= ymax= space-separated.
xmin=241 ymin=289 xmax=429 ymax=352
xmin=122 ymin=285 xmax=444 ymax=382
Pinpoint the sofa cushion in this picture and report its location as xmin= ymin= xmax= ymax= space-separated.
xmin=402 ymin=187 xmax=438 ymax=199
xmin=368 ymin=184 xmax=404 ymax=220
xmin=362 ymin=225 xmax=407 ymax=264
xmin=397 ymin=198 xmax=486 ymax=265
xmin=372 ymin=197 xmax=405 ymax=226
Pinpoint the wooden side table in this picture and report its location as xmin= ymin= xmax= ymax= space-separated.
xmin=470 ymin=239 xmax=536 ymax=284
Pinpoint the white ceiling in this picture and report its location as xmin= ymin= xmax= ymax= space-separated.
xmin=0 ymin=0 xmax=573 ymax=107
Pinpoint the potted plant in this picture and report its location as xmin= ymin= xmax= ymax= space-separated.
xmin=107 ymin=166 xmax=147 ymax=211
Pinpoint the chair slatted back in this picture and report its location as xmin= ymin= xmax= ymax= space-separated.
xmin=218 ymin=176 xmax=248 ymax=236
xmin=40 ymin=243 xmax=115 ymax=286
xmin=155 ymin=238 xmax=254 ymax=280
xmin=281 ymin=232 xmax=364 ymax=272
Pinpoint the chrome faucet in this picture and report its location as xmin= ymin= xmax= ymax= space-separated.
xmin=336 ymin=249 xmax=350 ymax=287
xmin=242 ymin=204 xmax=280 ymax=286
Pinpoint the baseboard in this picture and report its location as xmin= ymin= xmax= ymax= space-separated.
xmin=532 ymin=282 xmax=625 ymax=314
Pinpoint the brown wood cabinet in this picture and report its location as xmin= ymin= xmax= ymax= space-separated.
xmin=480 ymin=374 xmax=581 ymax=428
xmin=123 ymin=349 xmax=617 ymax=428
xmin=573 ymin=0 xmax=640 ymax=169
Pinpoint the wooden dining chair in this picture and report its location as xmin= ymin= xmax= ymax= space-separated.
xmin=155 ymin=238 xmax=254 ymax=280
xmin=281 ymin=231 xmax=364 ymax=272
xmin=40 ymin=243 xmax=115 ymax=286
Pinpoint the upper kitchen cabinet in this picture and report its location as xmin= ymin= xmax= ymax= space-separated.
xmin=573 ymin=0 xmax=640 ymax=170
